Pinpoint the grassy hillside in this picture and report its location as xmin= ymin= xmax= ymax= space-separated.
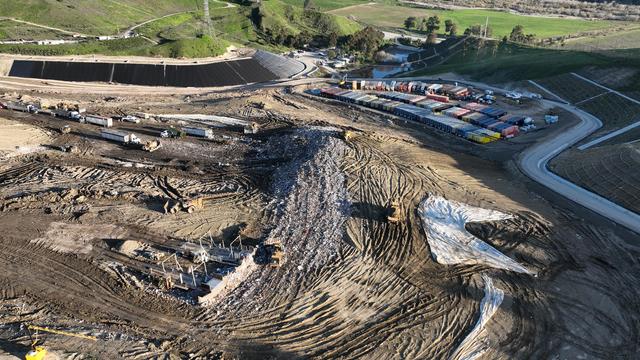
xmin=406 ymin=42 xmax=640 ymax=88
xmin=258 ymin=0 xmax=361 ymax=36
xmin=560 ymin=27 xmax=640 ymax=50
xmin=0 ymin=0 xmax=205 ymax=35
xmin=279 ymin=0 xmax=378 ymax=11
xmin=330 ymin=3 xmax=624 ymax=39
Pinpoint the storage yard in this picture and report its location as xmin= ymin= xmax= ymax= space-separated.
xmin=316 ymin=80 xmax=533 ymax=144
xmin=0 ymin=75 xmax=639 ymax=360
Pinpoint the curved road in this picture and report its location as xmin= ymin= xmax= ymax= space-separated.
xmin=518 ymin=102 xmax=640 ymax=234
xmin=347 ymin=76 xmax=640 ymax=234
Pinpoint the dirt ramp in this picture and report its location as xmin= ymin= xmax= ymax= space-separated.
xmin=0 ymin=59 xmax=12 ymax=76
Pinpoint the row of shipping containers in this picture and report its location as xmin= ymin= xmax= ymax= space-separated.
xmin=350 ymin=80 xmax=470 ymax=100
xmin=319 ymin=88 xmax=499 ymax=144
xmin=340 ymin=88 xmax=520 ymax=138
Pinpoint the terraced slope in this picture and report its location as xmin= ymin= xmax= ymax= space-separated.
xmin=550 ymin=142 xmax=640 ymax=214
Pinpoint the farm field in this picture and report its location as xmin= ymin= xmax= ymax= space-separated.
xmin=329 ymin=3 xmax=622 ymax=39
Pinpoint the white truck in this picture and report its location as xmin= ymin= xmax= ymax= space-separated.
xmin=101 ymin=129 xmax=140 ymax=144
xmin=122 ymin=115 xmax=140 ymax=123
xmin=85 ymin=114 xmax=113 ymax=127
xmin=184 ymin=127 xmax=213 ymax=139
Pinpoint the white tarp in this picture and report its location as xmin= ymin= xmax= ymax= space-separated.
xmin=450 ymin=275 xmax=504 ymax=360
xmin=418 ymin=195 xmax=532 ymax=274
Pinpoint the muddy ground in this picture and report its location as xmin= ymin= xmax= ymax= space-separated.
xmin=0 ymin=84 xmax=638 ymax=360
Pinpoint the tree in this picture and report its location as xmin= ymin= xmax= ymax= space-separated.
xmin=303 ymin=0 xmax=317 ymax=11
xmin=444 ymin=19 xmax=454 ymax=33
xmin=509 ymin=25 xmax=536 ymax=44
xmin=426 ymin=15 xmax=441 ymax=34
xmin=404 ymin=16 xmax=417 ymax=29
xmin=509 ymin=25 xmax=525 ymax=42
xmin=327 ymin=49 xmax=337 ymax=59
xmin=419 ymin=18 xmax=427 ymax=32
xmin=449 ymin=23 xmax=458 ymax=37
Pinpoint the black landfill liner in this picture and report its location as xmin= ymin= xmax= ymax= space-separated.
xmin=8 ymin=58 xmax=283 ymax=87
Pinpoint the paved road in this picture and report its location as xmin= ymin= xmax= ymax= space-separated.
xmin=334 ymin=76 xmax=640 ymax=234
xmin=518 ymin=101 xmax=640 ymax=234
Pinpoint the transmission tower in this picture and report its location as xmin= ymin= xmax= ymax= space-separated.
xmin=203 ymin=0 xmax=214 ymax=38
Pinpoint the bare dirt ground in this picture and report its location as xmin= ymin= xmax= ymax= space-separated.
xmin=0 ymin=83 xmax=638 ymax=359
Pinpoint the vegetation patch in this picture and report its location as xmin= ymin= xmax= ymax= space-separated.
xmin=329 ymin=3 xmax=623 ymax=39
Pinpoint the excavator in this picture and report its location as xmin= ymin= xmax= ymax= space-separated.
xmin=24 ymin=324 xmax=97 ymax=360
xmin=386 ymin=200 xmax=401 ymax=224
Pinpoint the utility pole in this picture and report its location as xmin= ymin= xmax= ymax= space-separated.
xmin=483 ymin=16 xmax=489 ymax=38
xmin=203 ymin=0 xmax=214 ymax=38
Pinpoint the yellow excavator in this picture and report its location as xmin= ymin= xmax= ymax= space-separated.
xmin=25 ymin=325 xmax=97 ymax=360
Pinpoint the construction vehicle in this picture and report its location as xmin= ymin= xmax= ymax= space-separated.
xmin=142 ymin=139 xmax=161 ymax=152
xmin=342 ymin=130 xmax=354 ymax=141
xmin=163 ymin=197 xmax=205 ymax=214
xmin=160 ymin=128 xmax=185 ymax=138
xmin=266 ymin=239 xmax=285 ymax=268
xmin=24 ymin=324 xmax=97 ymax=360
xmin=60 ymin=125 xmax=71 ymax=134
xmin=386 ymin=200 xmax=401 ymax=223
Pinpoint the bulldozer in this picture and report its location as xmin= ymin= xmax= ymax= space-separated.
xmin=342 ymin=130 xmax=354 ymax=141
xmin=386 ymin=200 xmax=401 ymax=224
xmin=163 ymin=197 xmax=205 ymax=214
xmin=268 ymin=239 xmax=285 ymax=268
xmin=142 ymin=139 xmax=161 ymax=152
xmin=60 ymin=125 xmax=71 ymax=134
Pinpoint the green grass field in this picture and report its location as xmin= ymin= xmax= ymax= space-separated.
xmin=406 ymin=43 xmax=640 ymax=87
xmin=0 ymin=19 xmax=65 ymax=40
xmin=330 ymin=3 xmax=623 ymax=39
xmin=279 ymin=0 xmax=376 ymax=11
xmin=561 ymin=27 xmax=640 ymax=50
xmin=0 ymin=0 xmax=205 ymax=36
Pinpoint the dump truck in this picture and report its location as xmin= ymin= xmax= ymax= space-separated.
xmin=53 ymin=109 xmax=82 ymax=121
xmin=386 ymin=200 xmax=401 ymax=223
xmin=184 ymin=126 xmax=213 ymax=139
xmin=85 ymin=114 xmax=113 ymax=127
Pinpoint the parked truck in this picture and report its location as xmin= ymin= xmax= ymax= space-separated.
xmin=101 ymin=129 xmax=140 ymax=144
xmin=101 ymin=129 xmax=161 ymax=152
xmin=121 ymin=115 xmax=140 ymax=124
xmin=6 ymin=102 xmax=36 ymax=113
xmin=53 ymin=109 xmax=82 ymax=121
xmin=85 ymin=114 xmax=113 ymax=127
xmin=183 ymin=127 xmax=213 ymax=139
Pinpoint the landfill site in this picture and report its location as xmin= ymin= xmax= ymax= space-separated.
xmin=0 ymin=65 xmax=640 ymax=360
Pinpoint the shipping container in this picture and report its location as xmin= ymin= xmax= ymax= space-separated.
xmin=184 ymin=127 xmax=213 ymax=139
xmin=85 ymin=114 xmax=113 ymax=127
xmin=426 ymin=94 xmax=449 ymax=103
